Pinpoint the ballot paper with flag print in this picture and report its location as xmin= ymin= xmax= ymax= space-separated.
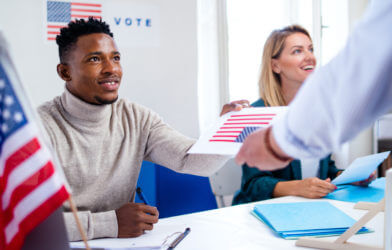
xmin=0 ymin=33 xmax=70 ymax=250
xmin=188 ymin=106 xmax=288 ymax=155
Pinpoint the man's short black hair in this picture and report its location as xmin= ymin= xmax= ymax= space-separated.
xmin=56 ymin=17 xmax=113 ymax=63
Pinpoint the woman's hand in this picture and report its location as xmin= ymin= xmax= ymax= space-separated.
xmin=220 ymin=100 xmax=250 ymax=116
xmin=273 ymin=178 xmax=336 ymax=199
xmin=295 ymin=177 xmax=337 ymax=199
xmin=351 ymin=170 xmax=377 ymax=186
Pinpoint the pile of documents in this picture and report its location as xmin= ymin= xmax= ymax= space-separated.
xmin=252 ymin=201 xmax=371 ymax=239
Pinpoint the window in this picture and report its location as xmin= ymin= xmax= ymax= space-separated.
xmin=197 ymin=0 xmax=350 ymax=134
xmin=226 ymin=0 xmax=348 ymax=103
xmin=227 ymin=0 xmax=291 ymax=102
xmin=320 ymin=0 xmax=349 ymax=65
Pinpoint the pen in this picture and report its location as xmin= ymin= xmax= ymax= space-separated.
xmin=136 ymin=187 xmax=150 ymax=206
xmin=168 ymin=227 xmax=191 ymax=249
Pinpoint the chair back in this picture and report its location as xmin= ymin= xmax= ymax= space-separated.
xmin=209 ymin=159 xmax=242 ymax=207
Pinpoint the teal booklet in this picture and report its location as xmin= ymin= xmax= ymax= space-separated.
xmin=325 ymin=177 xmax=385 ymax=203
xmin=252 ymin=201 xmax=371 ymax=239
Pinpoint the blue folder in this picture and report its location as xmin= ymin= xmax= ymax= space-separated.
xmin=325 ymin=178 xmax=385 ymax=203
xmin=252 ymin=201 xmax=371 ymax=239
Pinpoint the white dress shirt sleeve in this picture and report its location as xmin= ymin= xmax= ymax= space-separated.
xmin=273 ymin=0 xmax=392 ymax=159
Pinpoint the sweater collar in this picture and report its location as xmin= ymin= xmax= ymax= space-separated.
xmin=60 ymin=88 xmax=112 ymax=123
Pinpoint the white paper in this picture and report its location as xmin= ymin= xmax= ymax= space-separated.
xmin=70 ymin=223 xmax=187 ymax=250
xmin=188 ymin=107 xmax=288 ymax=155
xmin=70 ymin=238 xmax=161 ymax=250
xmin=71 ymin=246 xmax=160 ymax=250
xmin=332 ymin=151 xmax=390 ymax=185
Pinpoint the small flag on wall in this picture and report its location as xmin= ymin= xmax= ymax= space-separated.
xmin=46 ymin=0 xmax=102 ymax=41
xmin=188 ymin=107 xmax=288 ymax=155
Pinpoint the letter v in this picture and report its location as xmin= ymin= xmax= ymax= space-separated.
xmin=114 ymin=17 xmax=121 ymax=25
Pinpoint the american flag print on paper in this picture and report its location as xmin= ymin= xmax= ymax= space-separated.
xmin=46 ymin=0 xmax=102 ymax=41
xmin=209 ymin=113 xmax=276 ymax=143
xmin=0 ymin=59 xmax=69 ymax=249
xmin=188 ymin=107 xmax=287 ymax=155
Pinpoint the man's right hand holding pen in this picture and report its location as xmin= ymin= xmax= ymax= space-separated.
xmin=115 ymin=187 xmax=159 ymax=238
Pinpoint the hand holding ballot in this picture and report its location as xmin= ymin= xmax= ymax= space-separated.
xmin=220 ymin=99 xmax=251 ymax=116
xmin=188 ymin=106 xmax=288 ymax=155
xmin=350 ymin=170 xmax=377 ymax=186
xmin=331 ymin=151 xmax=390 ymax=185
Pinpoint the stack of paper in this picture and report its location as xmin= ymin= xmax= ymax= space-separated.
xmin=252 ymin=201 xmax=370 ymax=239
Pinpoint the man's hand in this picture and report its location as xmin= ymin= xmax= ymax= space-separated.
xmin=295 ymin=177 xmax=336 ymax=198
xmin=235 ymin=127 xmax=290 ymax=171
xmin=220 ymin=100 xmax=250 ymax=116
xmin=115 ymin=203 xmax=159 ymax=238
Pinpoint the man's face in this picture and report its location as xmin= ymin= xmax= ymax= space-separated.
xmin=61 ymin=33 xmax=122 ymax=105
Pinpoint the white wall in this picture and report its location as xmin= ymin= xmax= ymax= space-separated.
xmin=0 ymin=1 xmax=61 ymax=108
xmin=0 ymin=0 xmax=200 ymax=138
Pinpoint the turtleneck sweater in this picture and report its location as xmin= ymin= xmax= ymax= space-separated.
xmin=37 ymin=89 xmax=228 ymax=241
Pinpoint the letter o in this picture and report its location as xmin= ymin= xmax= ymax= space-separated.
xmin=125 ymin=18 xmax=132 ymax=26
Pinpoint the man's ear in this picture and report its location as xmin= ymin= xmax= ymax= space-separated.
xmin=271 ymin=59 xmax=281 ymax=74
xmin=57 ymin=63 xmax=71 ymax=81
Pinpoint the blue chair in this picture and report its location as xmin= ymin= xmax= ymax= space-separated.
xmin=136 ymin=161 xmax=217 ymax=218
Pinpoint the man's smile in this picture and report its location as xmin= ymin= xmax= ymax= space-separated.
xmin=98 ymin=77 xmax=120 ymax=91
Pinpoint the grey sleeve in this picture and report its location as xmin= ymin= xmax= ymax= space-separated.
xmin=63 ymin=210 xmax=118 ymax=241
xmin=144 ymin=111 xmax=229 ymax=177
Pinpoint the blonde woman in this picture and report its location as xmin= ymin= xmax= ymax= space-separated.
xmin=232 ymin=25 xmax=341 ymax=204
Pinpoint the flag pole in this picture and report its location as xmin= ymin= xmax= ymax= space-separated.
xmin=68 ymin=196 xmax=91 ymax=250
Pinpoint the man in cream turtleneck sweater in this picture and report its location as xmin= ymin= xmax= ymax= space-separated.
xmin=38 ymin=18 xmax=240 ymax=241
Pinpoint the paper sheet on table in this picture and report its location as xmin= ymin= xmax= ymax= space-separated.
xmin=71 ymin=245 xmax=160 ymax=250
xmin=332 ymin=151 xmax=390 ymax=185
xmin=188 ymin=106 xmax=288 ymax=155
xmin=70 ymin=223 xmax=187 ymax=250
xmin=70 ymin=238 xmax=161 ymax=250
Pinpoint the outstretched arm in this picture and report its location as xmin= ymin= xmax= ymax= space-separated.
xmin=236 ymin=1 xmax=392 ymax=171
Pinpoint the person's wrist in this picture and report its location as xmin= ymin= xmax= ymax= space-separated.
xmin=287 ymin=180 xmax=300 ymax=196
xmin=264 ymin=126 xmax=293 ymax=163
xmin=274 ymin=181 xmax=299 ymax=197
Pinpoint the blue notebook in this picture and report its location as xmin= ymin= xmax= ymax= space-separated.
xmin=325 ymin=178 xmax=385 ymax=203
xmin=252 ymin=201 xmax=371 ymax=239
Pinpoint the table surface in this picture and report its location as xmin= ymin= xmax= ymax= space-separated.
xmin=71 ymin=196 xmax=384 ymax=250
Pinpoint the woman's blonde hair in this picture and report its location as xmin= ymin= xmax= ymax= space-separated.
xmin=259 ymin=25 xmax=311 ymax=106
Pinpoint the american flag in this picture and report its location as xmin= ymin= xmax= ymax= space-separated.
xmin=0 ymin=56 xmax=69 ymax=248
xmin=209 ymin=113 xmax=276 ymax=142
xmin=46 ymin=0 xmax=102 ymax=41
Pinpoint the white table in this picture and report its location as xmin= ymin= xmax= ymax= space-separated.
xmin=71 ymin=196 xmax=384 ymax=250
